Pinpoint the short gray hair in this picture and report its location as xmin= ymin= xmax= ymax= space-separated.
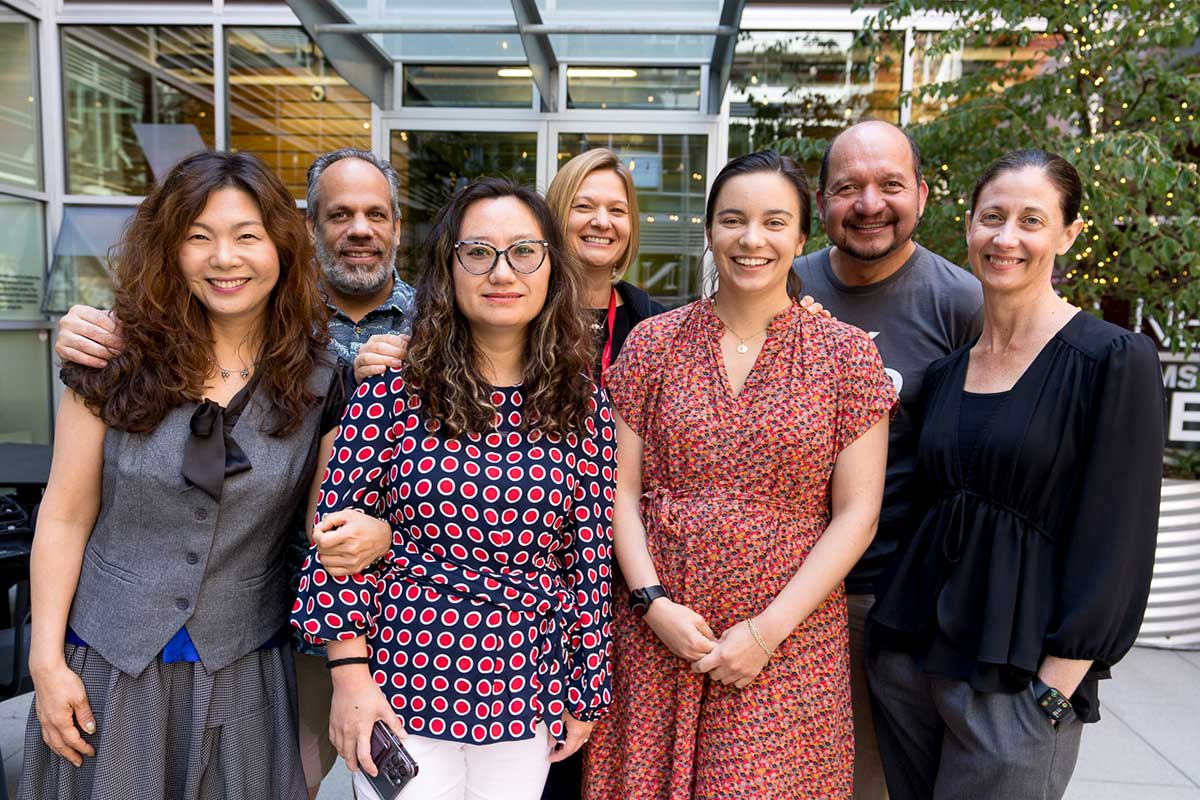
xmin=306 ymin=148 xmax=402 ymax=221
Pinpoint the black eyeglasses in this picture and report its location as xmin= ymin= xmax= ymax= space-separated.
xmin=453 ymin=239 xmax=549 ymax=275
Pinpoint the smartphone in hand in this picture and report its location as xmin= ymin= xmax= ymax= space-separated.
xmin=365 ymin=720 xmax=419 ymax=800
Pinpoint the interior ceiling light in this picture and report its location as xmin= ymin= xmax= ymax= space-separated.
xmin=497 ymin=67 xmax=534 ymax=78
xmin=568 ymin=68 xmax=639 ymax=79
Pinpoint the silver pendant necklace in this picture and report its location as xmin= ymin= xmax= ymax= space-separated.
xmin=210 ymin=358 xmax=251 ymax=381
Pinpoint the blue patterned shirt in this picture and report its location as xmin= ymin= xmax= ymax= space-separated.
xmin=290 ymin=271 xmax=416 ymax=656
xmin=325 ymin=271 xmax=416 ymax=362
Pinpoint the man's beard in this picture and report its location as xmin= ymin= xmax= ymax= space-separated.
xmin=315 ymin=235 xmax=397 ymax=297
xmin=832 ymin=215 xmax=918 ymax=263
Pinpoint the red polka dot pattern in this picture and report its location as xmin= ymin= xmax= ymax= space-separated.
xmin=291 ymin=373 xmax=616 ymax=745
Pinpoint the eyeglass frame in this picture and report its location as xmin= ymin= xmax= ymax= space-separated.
xmin=452 ymin=239 xmax=550 ymax=275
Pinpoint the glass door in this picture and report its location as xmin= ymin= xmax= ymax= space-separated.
xmin=385 ymin=119 xmax=544 ymax=282
xmin=548 ymin=122 xmax=716 ymax=309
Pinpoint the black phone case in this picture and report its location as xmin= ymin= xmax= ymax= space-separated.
xmin=366 ymin=721 xmax=419 ymax=800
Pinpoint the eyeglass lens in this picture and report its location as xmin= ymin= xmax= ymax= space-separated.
xmin=456 ymin=241 xmax=547 ymax=274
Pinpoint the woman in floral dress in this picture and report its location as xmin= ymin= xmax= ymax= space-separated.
xmin=584 ymin=151 xmax=896 ymax=800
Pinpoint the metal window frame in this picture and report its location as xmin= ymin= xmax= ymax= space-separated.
xmin=0 ymin=0 xmax=55 ymax=435
xmin=0 ymin=3 xmax=44 ymax=197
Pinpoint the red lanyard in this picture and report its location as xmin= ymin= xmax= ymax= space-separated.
xmin=599 ymin=287 xmax=617 ymax=389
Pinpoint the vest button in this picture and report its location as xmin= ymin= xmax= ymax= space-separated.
xmin=175 ymin=598 xmax=189 ymax=611
xmin=194 ymin=508 xmax=208 ymax=521
xmin=186 ymin=552 xmax=199 ymax=565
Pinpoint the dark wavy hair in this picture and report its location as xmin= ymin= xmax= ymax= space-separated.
xmin=404 ymin=178 xmax=594 ymax=436
xmin=65 ymin=151 xmax=330 ymax=436
xmin=706 ymin=149 xmax=811 ymax=299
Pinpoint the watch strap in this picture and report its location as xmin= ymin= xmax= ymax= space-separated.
xmin=630 ymin=584 xmax=669 ymax=617
xmin=1032 ymin=677 xmax=1073 ymax=722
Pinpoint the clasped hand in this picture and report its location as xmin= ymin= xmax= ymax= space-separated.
xmin=643 ymin=601 xmax=772 ymax=689
xmin=689 ymin=619 xmax=772 ymax=690
xmin=313 ymin=509 xmax=393 ymax=576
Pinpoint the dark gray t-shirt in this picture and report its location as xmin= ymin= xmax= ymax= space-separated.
xmin=793 ymin=243 xmax=983 ymax=595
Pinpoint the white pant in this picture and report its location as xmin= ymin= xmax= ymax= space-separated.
xmin=352 ymin=723 xmax=553 ymax=800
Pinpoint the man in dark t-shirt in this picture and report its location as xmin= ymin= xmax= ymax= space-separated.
xmin=793 ymin=121 xmax=982 ymax=800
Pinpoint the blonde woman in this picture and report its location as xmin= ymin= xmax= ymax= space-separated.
xmin=546 ymin=148 xmax=667 ymax=374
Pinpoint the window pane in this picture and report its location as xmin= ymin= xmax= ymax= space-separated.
xmin=404 ymin=65 xmax=532 ymax=108
xmin=0 ymin=330 xmax=51 ymax=444
xmin=0 ymin=10 xmax=41 ymax=190
xmin=0 ymin=195 xmax=45 ymax=320
xmin=567 ymin=67 xmax=701 ymax=111
xmin=728 ymin=31 xmax=903 ymax=157
xmin=45 ymin=206 xmax=134 ymax=313
xmin=227 ymin=27 xmax=372 ymax=199
xmin=62 ymin=26 xmax=215 ymax=196
xmin=910 ymin=32 xmax=1061 ymax=123
xmin=557 ymin=132 xmax=707 ymax=309
xmin=541 ymin=0 xmax=720 ymax=60
xmin=389 ymin=129 xmax=537 ymax=282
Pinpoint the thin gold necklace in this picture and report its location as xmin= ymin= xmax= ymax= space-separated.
xmin=711 ymin=302 xmax=769 ymax=354
xmin=724 ymin=324 xmax=768 ymax=354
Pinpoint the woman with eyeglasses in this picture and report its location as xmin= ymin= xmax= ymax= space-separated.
xmin=291 ymin=178 xmax=615 ymax=800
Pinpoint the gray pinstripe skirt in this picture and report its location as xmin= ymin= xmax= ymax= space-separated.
xmin=17 ymin=642 xmax=308 ymax=800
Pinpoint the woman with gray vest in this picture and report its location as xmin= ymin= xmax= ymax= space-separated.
xmin=19 ymin=151 xmax=341 ymax=800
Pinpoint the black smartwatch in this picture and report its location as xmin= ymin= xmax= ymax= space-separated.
xmin=1032 ymin=678 xmax=1073 ymax=723
xmin=629 ymin=585 xmax=669 ymax=617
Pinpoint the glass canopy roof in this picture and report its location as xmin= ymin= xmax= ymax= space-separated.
xmin=285 ymin=0 xmax=741 ymax=112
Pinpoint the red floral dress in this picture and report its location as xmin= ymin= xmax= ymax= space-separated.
xmin=584 ymin=300 xmax=896 ymax=800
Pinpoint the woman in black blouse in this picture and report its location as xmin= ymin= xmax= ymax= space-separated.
xmin=546 ymin=149 xmax=667 ymax=376
xmin=867 ymin=149 xmax=1165 ymax=800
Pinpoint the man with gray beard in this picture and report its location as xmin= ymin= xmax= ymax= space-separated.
xmin=53 ymin=147 xmax=414 ymax=799
xmin=303 ymin=149 xmax=414 ymax=363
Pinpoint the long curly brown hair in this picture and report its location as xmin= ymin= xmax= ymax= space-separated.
xmin=404 ymin=178 xmax=595 ymax=436
xmin=65 ymin=151 xmax=330 ymax=436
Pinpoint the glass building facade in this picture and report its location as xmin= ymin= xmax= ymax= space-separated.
xmin=2 ymin=0 xmax=1057 ymax=444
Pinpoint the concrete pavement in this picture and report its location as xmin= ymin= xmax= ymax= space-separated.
xmin=4 ymin=646 xmax=1198 ymax=798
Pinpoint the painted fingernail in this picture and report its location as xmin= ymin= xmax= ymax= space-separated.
xmin=84 ymin=721 xmax=95 ymax=733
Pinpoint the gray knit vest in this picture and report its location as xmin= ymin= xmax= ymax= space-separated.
xmin=68 ymin=351 xmax=335 ymax=676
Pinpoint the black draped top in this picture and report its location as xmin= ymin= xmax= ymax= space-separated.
xmin=871 ymin=311 xmax=1166 ymax=722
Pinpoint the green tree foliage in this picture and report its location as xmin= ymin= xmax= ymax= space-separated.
xmin=774 ymin=0 xmax=1200 ymax=350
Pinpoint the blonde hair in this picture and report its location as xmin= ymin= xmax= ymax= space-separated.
xmin=546 ymin=148 xmax=641 ymax=282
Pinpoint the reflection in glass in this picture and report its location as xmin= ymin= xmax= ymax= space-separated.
xmin=558 ymin=132 xmax=707 ymax=309
xmin=0 ymin=330 xmax=51 ymax=444
xmin=404 ymin=65 xmax=532 ymax=108
xmin=910 ymin=32 xmax=1060 ymax=123
xmin=62 ymin=26 xmax=215 ymax=196
xmin=45 ymin=206 xmax=135 ymax=313
xmin=375 ymin=0 xmax=520 ymax=60
xmin=390 ymin=130 xmax=538 ymax=283
xmin=0 ymin=11 xmax=40 ymax=190
xmin=0 ymin=196 xmax=45 ymax=321
xmin=567 ymin=67 xmax=701 ymax=111
xmin=541 ymin=0 xmax=720 ymax=61
xmin=728 ymin=31 xmax=903 ymax=157
xmin=227 ymin=27 xmax=372 ymax=199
